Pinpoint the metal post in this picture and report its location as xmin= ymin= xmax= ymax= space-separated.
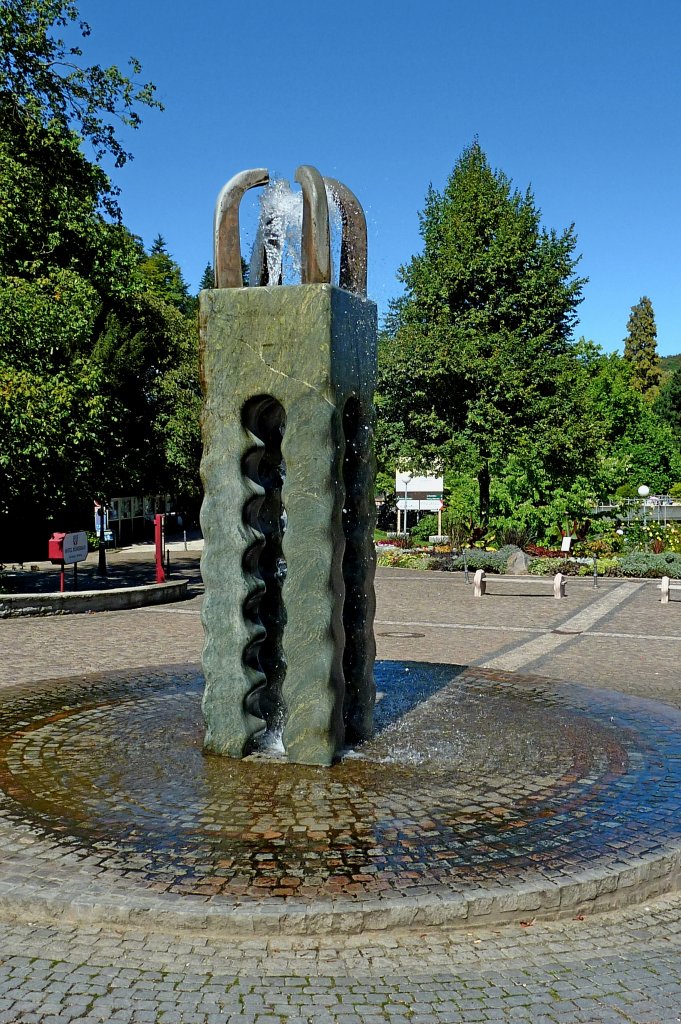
xmin=97 ymin=500 xmax=107 ymax=577
xmin=463 ymin=547 xmax=470 ymax=584
xmin=59 ymin=561 xmax=65 ymax=593
xmin=592 ymin=555 xmax=598 ymax=590
xmin=73 ymin=561 xmax=78 ymax=591
xmin=155 ymin=514 xmax=166 ymax=584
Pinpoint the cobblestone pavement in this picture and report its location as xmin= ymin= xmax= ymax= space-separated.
xmin=0 ymin=896 xmax=680 ymax=1022
xmin=0 ymin=558 xmax=680 ymax=1020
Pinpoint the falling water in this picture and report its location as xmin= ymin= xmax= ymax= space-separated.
xmin=249 ymin=178 xmax=343 ymax=287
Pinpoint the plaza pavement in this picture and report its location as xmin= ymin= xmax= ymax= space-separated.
xmin=0 ymin=550 xmax=680 ymax=1022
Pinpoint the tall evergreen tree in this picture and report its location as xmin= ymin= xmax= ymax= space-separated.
xmin=623 ymin=296 xmax=661 ymax=398
xmin=139 ymin=236 xmax=193 ymax=314
xmin=199 ymin=263 xmax=214 ymax=290
xmin=378 ymin=141 xmax=593 ymax=521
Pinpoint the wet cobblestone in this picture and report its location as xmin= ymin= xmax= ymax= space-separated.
xmin=0 ymin=662 xmax=678 ymax=930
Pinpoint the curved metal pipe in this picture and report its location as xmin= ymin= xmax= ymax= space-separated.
xmin=294 ymin=165 xmax=331 ymax=284
xmin=214 ymin=168 xmax=269 ymax=288
xmin=324 ymin=177 xmax=368 ymax=296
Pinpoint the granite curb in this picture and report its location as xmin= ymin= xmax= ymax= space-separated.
xmin=0 ymin=846 xmax=680 ymax=936
xmin=0 ymin=579 xmax=189 ymax=617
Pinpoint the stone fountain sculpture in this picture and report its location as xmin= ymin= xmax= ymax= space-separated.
xmin=199 ymin=166 xmax=377 ymax=766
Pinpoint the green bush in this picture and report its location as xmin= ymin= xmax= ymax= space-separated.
xmin=430 ymin=547 xmax=510 ymax=574
xmin=528 ymin=551 xmax=681 ymax=578
xmin=409 ymin=513 xmax=440 ymax=543
xmin=376 ymin=551 xmax=433 ymax=570
xmin=529 ymin=557 xmax=618 ymax=577
xmin=616 ymin=551 xmax=681 ymax=579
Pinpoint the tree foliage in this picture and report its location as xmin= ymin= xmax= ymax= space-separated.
xmin=378 ymin=142 xmax=593 ymax=521
xmin=0 ymin=0 xmax=161 ymax=176
xmin=656 ymin=365 xmax=681 ymax=440
xmin=623 ymin=295 xmax=661 ymax=399
xmin=139 ymin=235 xmax=194 ymax=315
xmin=0 ymin=1 xmax=201 ymax=553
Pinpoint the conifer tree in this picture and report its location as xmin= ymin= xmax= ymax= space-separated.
xmin=623 ymin=296 xmax=661 ymax=398
xmin=199 ymin=263 xmax=214 ymax=290
xmin=378 ymin=141 xmax=591 ymax=522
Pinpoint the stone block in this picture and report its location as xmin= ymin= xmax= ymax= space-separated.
xmin=200 ymin=284 xmax=377 ymax=766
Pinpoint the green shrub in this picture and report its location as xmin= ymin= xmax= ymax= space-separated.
xmin=430 ymin=547 xmax=510 ymax=574
xmin=528 ymin=557 xmax=618 ymax=577
xmin=528 ymin=551 xmax=681 ymax=578
xmin=376 ymin=551 xmax=432 ymax=570
xmin=409 ymin=513 xmax=439 ymax=543
xmin=528 ymin=557 xmax=562 ymax=576
xmin=490 ymin=523 xmax=537 ymax=549
xmin=616 ymin=551 xmax=681 ymax=579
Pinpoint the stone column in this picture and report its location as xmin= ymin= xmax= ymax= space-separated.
xmin=200 ymin=284 xmax=377 ymax=765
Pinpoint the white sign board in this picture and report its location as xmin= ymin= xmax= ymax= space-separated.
xmin=560 ymin=536 xmax=572 ymax=552
xmin=395 ymin=471 xmax=444 ymax=492
xmin=397 ymin=498 xmax=443 ymax=511
xmin=63 ymin=531 xmax=88 ymax=565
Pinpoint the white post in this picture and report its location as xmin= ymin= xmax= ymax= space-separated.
xmin=661 ymin=575 xmax=670 ymax=604
xmin=473 ymin=569 xmax=486 ymax=598
xmin=553 ymin=572 xmax=566 ymax=599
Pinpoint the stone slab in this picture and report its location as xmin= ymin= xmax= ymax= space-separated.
xmin=0 ymin=580 xmax=188 ymax=617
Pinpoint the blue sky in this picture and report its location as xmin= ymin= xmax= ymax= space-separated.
xmin=78 ymin=0 xmax=681 ymax=355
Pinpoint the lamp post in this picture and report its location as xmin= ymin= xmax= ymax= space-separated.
xmin=97 ymin=499 xmax=108 ymax=578
xmin=638 ymin=484 xmax=650 ymax=528
xmin=403 ymin=472 xmax=412 ymax=536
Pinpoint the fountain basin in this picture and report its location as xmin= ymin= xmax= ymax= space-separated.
xmin=0 ymin=661 xmax=679 ymax=934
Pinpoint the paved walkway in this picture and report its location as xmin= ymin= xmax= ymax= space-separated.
xmin=0 ymin=556 xmax=680 ymax=1021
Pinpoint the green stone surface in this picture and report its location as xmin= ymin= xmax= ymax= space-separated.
xmin=199 ymin=284 xmax=377 ymax=765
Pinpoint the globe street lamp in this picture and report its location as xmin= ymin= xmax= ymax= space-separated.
xmin=638 ymin=484 xmax=650 ymax=528
xmin=403 ymin=472 xmax=412 ymax=536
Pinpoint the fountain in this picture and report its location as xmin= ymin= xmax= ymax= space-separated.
xmin=200 ymin=166 xmax=376 ymax=766
xmin=0 ymin=169 xmax=679 ymax=935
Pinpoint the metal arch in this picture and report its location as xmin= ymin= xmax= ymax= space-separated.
xmin=294 ymin=165 xmax=331 ymax=285
xmin=214 ymin=168 xmax=269 ymax=288
xmin=324 ymin=177 xmax=367 ymax=296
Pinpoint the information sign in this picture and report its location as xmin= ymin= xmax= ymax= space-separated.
xmin=63 ymin=531 xmax=88 ymax=565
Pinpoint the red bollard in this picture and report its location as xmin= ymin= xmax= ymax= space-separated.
xmin=154 ymin=514 xmax=166 ymax=584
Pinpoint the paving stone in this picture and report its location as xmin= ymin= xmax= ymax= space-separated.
xmin=0 ymin=560 xmax=680 ymax=1019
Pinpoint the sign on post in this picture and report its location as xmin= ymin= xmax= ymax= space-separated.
xmin=63 ymin=531 xmax=88 ymax=565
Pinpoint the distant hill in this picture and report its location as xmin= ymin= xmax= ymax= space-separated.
xmin=660 ymin=353 xmax=681 ymax=379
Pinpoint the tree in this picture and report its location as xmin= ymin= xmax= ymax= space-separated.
xmin=579 ymin=342 xmax=681 ymax=496
xmin=623 ymin=296 xmax=661 ymax=398
xmin=378 ymin=141 xmax=593 ymax=522
xmin=139 ymin=235 xmax=193 ymax=314
xmin=0 ymin=1 xmax=204 ymax=558
xmin=656 ymin=364 xmax=681 ymax=440
xmin=0 ymin=0 xmax=161 ymax=181
xmin=199 ymin=263 xmax=214 ymax=290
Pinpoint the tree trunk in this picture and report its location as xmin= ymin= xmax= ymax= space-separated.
xmin=478 ymin=463 xmax=490 ymax=525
